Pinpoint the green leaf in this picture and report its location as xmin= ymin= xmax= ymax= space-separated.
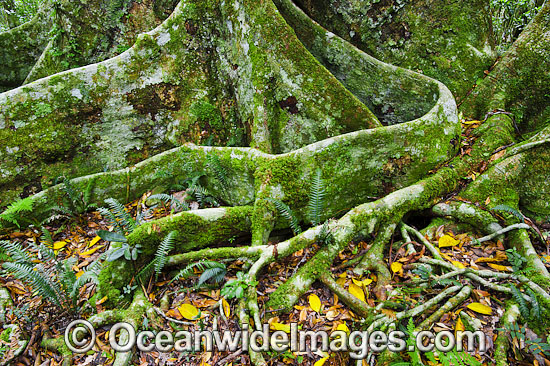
xmin=97 ymin=230 xmax=127 ymax=243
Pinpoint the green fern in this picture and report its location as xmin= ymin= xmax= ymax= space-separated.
xmin=207 ymin=154 xmax=229 ymax=188
xmin=0 ymin=240 xmax=33 ymax=263
xmin=0 ymin=197 xmax=34 ymax=228
xmin=154 ymin=231 xmax=177 ymax=278
xmin=168 ymin=260 xmax=226 ymax=287
xmin=492 ymin=204 xmax=523 ymax=222
xmin=98 ymin=198 xmax=136 ymax=234
xmin=197 ymin=265 xmax=227 ymax=287
xmin=307 ymin=168 xmax=326 ymax=226
xmin=510 ymin=285 xmax=530 ymax=319
xmin=525 ymin=288 xmax=541 ymax=320
xmin=2 ymin=262 xmax=63 ymax=307
xmin=147 ymin=194 xmax=189 ymax=212
xmin=266 ymin=198 xmax=302 ymax=235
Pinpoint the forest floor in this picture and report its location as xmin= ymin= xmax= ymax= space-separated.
xmin=1 ymin=119 xmax=550 ymax=366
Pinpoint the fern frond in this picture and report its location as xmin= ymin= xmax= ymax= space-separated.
xmin=526 ymin=288 xmax=541 ymax=320
xmin=147 ymin=194 xmax=189 ymax=211
xmin=188 ymin=184 xmax=211 ymax=206
xmin=307 ymin=168 xmax=326 ymax=226
xmin=168 ymin=260 xmax=224 ymax=285
xmin=266 ymin=198 xmax=301 ymax=235
xmin=207 ymin=155 xmax=229 ymax=188
xmin=98 ymin=207 xmax=125 ymax=234
xmin=0 ymin=197 xmax=34 ymax=228
xmin=105 ymin=198 xmax=137 ymax=233
xmin=2 ymin=262 xmax=63 ymax=306
xmin=492 ymin=204 xmax=523 ymax=222
xmin=510 ymin=285 xmax=530 ymax=319
xmin=0 ymin=240 xmax=33 ymax=264
xmin=197 ymin=266 xmax=227 ymax=288
xmin=70 ymin=255 xmax=104 ymax=298
xmin=154 ymin=231 xmax=177 ymax=278
xmin=136 ymin=259 xmax=157 ymax=284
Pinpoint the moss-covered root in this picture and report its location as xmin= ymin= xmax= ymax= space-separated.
xmin=0 ymin=287 xmax=12 ymax=323
xmin=354 ymin=223 xmax=397 ymax=300
xmin=112 ymin=290 xmax=155 ymax=366
xmin=41 ymin=336 xmax=72 ymax=366
xmin=319 ymin=272 xmax=372 ymax=318
xmin=494 ymin=303 xmax=520 ymax=366
xmin=432 ymin=201 xmax=550 ymax=282
xmin=460 ymin=1 xmax=550 ymax=132
xmin=237 ymin=299 xmax=267 ymax=366
xmin=418 ymin=286 xmax=472 ymax=330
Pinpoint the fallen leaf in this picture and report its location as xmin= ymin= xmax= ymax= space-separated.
xmin=222 ymin=298 xmax=231 ymax=318
xmin=348 ymin=283 xmax=365 ymax=303
xmin=390 ymin=262 xmax=403 ymax=274
xmin=466 ymin=302 xmax=492 ymax=315
xmin=487 ymin=263 xmax=512 ymax=271
xmin=439 ymin=234 xmax=460 ymax=248
xmin=53 ymin=240 xmax=68 ymax=250
xmin=309 ymin=294 xmax=322 ymax=313
xmin=336 ymin=323 xmax=350 ymax=334
xmin=178 ymin=303 xmax=199 ymax=320
xmin=314 ymin=357 xmax=329 ymax=366
xmin=270 ymin=322 xmax=291 ymax=333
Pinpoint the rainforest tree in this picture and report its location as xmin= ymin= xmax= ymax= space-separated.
xmin=0 ymin=0 xmax=549 ymax=365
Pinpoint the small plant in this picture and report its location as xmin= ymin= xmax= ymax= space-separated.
xmin=46 ymin=177 xmax=97 ymax=222
xmin=506 ymin=322 xmax=550 ymax=358
xmin=147 ymin=193 xmax=189 ymax=213
xmin=506 ymin=248 xmax=527 ymax=272
xmin=0 ymin=239 xmax=103 ymax=312
xmin=0 ymin=197 xmax=34 ymax=228
xmin=136 ymin=231 xmax=178 ymax=283
xmin=167 ymin=260 xmax=227 ymax=289
xmin=268 ymin=167 xmax=327 ymax=234
xmin=221 ymin=271 xmax=254 ymax=300
xmin=96 ymin=198 xmax=146 ymax=261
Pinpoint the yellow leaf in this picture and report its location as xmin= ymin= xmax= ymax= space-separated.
xmin=336 ymin=323 xmax=350 ymax=334
xmin=390 ymin=262 xmax=403 ymax=274
xmin=362 ymin=278 xmax=373 ymax=286
xmin=462 ymin=120 xmax=481 ymax=125
xmin=466 ymin=302 xmax=492 ymax=315
xmin=487 ymin=263 xmax=512 ymax=271
xmin=80 ymin=245 xmax=104 ymax=258
xmin=75 ymin=270 xmax=84 ymax=278
xmin=178 ymin=303 xmax=200 ymax=320
xmin=455 ymin=317 xmax=465 ymax=333
xmin=309 ymin=294 xmax=322 ymax=313
xmin=348 ymin=283 xmax=365 ymax=303
xmin=53 ymin=240 xmax=68 ymax=250
xmin=270 ymin=322 xmax=291 ymax=333
xmin=314 ymin=357 xmax=329 ymax=366
xmin=451 ymin=261 xmax=466 ymax=269
xmin=222 ymin=298 xmax=231 ymax=318
xmin=96 ymin=296 xmax=108 ymax=305
xmin=89 ymin=235 xmax=101 ymax=246
xmin=439 ymin=234 xmax=460 ymax=248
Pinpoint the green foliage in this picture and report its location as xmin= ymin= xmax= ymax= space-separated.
xmin=166 ymin=260 xmax=227 ymax=289
xmin=46 ymin=178 xmax=97 ymax=222
xmin=0 ymin=197 xmax=34 ymax=228
xmin=266 ymin=198 xmax=302 ymax=235
xmin=507 ymin=322 xmax=550 ymax=357
xmin=491 ymin=204 xmax=524 ymax=222
xmin=506 ymin=248 xmax=527 ymax=272
xmin=190 ymin=100 xmax=223 ymax=130
xmin=147 ymin=193 xmax=189 ymax=212
xmin=221 ymin=271 xmax=253 ymax=300
xmin=307 ymin=168 xmax=326 ymax=226
xmin=154 ymin=231 xmax=176 ymax=278
xmin=206 ymin=154 xmax=229 ymax=188
xmin=0 ymin=239 xmax=103 ymax=311
xmin=96 ymin=198 xmax=146 ymax=262
xmin=509 ymin=285 xmax=532 ymax=319
xmin=98 ymin=198 xmax=137 ymax=235
xmin=491 ymin=0 xmax=542 ymax=50
xmin=0 ymin=0 xmax=43 ymax=31
xmin=268 ymin=167 xmax=327 ymax=234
